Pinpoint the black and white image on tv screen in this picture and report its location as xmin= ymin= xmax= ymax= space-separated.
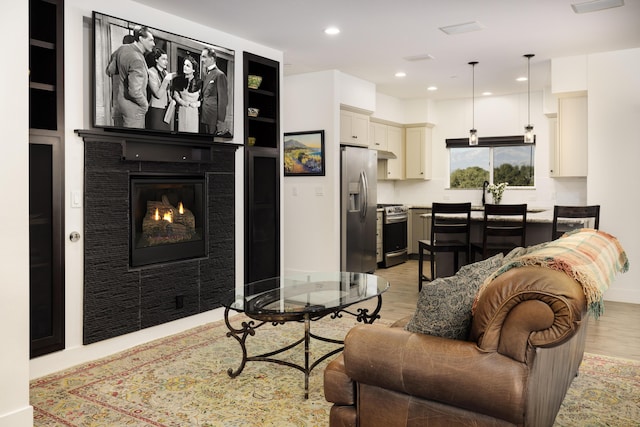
xmin=93 ymin=11 xmax=235 ymax=139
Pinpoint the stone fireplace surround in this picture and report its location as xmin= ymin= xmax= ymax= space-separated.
xmin=78 ymin=130 xmax=238 ymax=344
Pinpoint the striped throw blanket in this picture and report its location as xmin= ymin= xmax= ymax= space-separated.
xmin=475 ymin=229 xmax=629 ymax=318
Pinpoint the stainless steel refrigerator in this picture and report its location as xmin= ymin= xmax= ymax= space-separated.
xmin=341 ymin=146 xmax=378 ymax=273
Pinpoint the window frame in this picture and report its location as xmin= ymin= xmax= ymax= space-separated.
xmin=446 ymin=135 xmax=536 ymax=189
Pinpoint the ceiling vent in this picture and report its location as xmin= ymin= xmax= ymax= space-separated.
xmin=439 ymin=21 xmax=484 ymax=35
xmin=404 ymin=54 xmax=435 ymax=62
xmin=571 ymin=0 xmax=624 ymax=13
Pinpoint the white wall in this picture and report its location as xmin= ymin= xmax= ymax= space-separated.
xmin=586 ymin=48 xmax=640 ymax=304
xmin=338 ymin=72 xmax=376 ymax=112
xmin=282 ymin=71 xmax=341 ymax=273
xmin=282 ymin=71 xmax=379 ymax=274
xmin=372 ymin=93 xmax=406 ymax=123
xmin=0 ymin=3 xmax=33 ymax=426
xmin=24 ymin=0 xmax=282 ymax=381
xmin=552 ymin=55 xmax=588 ymax=94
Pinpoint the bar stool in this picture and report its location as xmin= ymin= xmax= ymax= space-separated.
xmin=552 ymin=205 xmax=600 ymax=239
xmin=417 ymin=202 xmax=471 ymax=291
xmin=471 ymin=203 xmax=527 ymax=261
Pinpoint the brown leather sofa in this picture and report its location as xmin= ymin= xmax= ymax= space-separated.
xmin=324 ymin=266 xmax=588 ymax=427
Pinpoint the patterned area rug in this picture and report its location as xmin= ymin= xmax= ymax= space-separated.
xmin=31 ymin=314 xmax=640 ymax=426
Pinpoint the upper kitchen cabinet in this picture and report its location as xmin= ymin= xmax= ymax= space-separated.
xmin=377 ymin=124 xmax=404 ymax=180
xmin=340 ymin=108 xmax=369 ymax=147
xmin=369 ymin=121 xmax=388 ymax=151
xmin=386 ymin=126 xmax=404 ymax=179
xmin=405 ymin=125 xmax=432 ymax=180
xmin=550 ymin=93 xmax=587 ymax=177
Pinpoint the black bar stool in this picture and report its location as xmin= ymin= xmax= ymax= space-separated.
xmin=417 ymin=202 xmax=471 ymax=291
xmin=552 ymin=205 xmax=600 ymax=239
xmin=471 ymin=203 xmax=527 ymax=261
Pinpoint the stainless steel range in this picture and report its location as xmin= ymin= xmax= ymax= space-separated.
xmin=378 ymin=204 xmax=408 ymax=268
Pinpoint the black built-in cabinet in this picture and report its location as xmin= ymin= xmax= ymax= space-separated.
xmin=243 ymin=53 xmax=280 ymax=282
xmin=29 ymin=0 xmax=65 ymax=358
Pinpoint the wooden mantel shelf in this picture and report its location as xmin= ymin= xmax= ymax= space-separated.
xmin=75 ymin=128 xmax=241 ymax=163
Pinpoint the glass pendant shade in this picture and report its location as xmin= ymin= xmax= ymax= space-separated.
xmin=469 ymin=129 xmax=478 ymax=145
xmin=524 ymin=125 xmax=534 ymax=143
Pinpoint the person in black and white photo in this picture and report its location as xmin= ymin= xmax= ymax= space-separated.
xmin=172 ymin=55 xmax=203 ymax=133
xmin=200 ymin=47 xmax=230 ymax=137
xmin=105 ymin=34 xmax=134 ymax=127
xmin=145 ymin=47 xmax=174 ymax=131
xmin=114 ymin=26 xmax=155 ymax=128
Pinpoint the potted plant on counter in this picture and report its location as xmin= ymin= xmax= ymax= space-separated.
xmin=487 ymin=182 xmax=508 ymax=204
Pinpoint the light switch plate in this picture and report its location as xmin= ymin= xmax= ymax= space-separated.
xmin=71 ymin=190 xmax=82 ymax=208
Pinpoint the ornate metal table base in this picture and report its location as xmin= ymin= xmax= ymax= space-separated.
xmin=224 ymin=295 xmax=383 ymax=399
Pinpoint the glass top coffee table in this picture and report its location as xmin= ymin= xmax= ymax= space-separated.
xmin=223 ymin=271 xmax=389 ymax=398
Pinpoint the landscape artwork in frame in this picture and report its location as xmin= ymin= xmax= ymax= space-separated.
xmin=284 ymin=130 xmax=326 ymax=176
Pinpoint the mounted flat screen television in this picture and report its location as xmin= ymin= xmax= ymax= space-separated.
xmin=92 ymin=11 xmax=235 ymax=140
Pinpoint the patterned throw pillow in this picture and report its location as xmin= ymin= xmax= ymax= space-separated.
xmin=405 ymin=253 xmax=504 ymax=340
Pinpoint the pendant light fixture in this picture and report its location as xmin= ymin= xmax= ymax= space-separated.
xmin=523 ymin=54 xmax=535 ymax=143
xmin=469 ymin=61 xmax=478 ymax=146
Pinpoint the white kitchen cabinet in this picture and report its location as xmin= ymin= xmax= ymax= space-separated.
xmin=373 ymin=122 xmax=404 ymax=180
xmin=385 ymin=126 xmax=404 ymax=179
xmin=376 ymin=210 xmax=383 ymax=263
xmin=369 ymin=121 xmax=388 ymax=151
xmin=405 ymin=126 xmax=432 ymax=180
xmin=340 ymin=109 xmax=369 ymax=147
xmin=408 ymin=208 xmax=431 ymax=254
xmin=550 ymin=93 xmax=587 ymax=177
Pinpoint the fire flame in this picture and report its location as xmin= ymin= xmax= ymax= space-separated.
xmin=163 ymin=210 xmax=173 ymax=222
xmin=179 ymin=202 xmax=184 ymax=214
xmin=154 ymin=208 xmax=160 ymax=220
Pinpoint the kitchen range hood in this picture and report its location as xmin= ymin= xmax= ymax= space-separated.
xmin=377 ymin=150 xmax=397 ymax=160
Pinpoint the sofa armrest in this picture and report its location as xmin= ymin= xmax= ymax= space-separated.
xmin=470 ymin=266 xmax=587 ymax=362
xmin=324 ymin=353 xmax=355 ymax=405
xmin=342 ymin=324 xmax=528 ymax=423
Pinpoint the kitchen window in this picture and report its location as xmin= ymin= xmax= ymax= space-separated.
xmin=447 ymin=136 xmax=535 ymax=189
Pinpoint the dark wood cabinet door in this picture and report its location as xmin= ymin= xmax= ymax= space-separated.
xmin=29 ymin=136 xmax=64 ymax=358
xmin=29 ymin=0 xmax=65 ymax=358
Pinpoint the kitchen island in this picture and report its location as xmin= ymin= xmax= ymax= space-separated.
xmin=409 ymin=205 xmax=589 ymax=278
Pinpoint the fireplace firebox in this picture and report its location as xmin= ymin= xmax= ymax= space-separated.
xmin=130 ymin=175 xmax=207 ymax=267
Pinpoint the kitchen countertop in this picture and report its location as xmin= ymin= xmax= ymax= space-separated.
xmin=408 ymin=205 xmax=559 ymax=224
xmin=426 ymin=211 xmax=553 ymax=223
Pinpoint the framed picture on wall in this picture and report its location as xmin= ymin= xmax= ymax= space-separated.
xmin=283 ymin=130 xmax=325 ymax=176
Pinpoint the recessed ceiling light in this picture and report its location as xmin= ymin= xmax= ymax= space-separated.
xmin=324 ymin=26 xmax=340 ymax=35
xmin=395 ymin=72 xmax=406 ymax=78
xmin=571 ymin=0 xmax=624 ymax=14
xmin=482 ymin=91 xmax=493 ymax=96
xmin=439 ymin=21 xmax=484 ymax=35
xmin=427 ymin=86 xmax=438 ymax=91
xmin=516 ymin=77 xmax=528 ymax=82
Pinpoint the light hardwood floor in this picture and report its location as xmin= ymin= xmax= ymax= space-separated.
xmin=365 ymin=259 xmax=640 ymax=361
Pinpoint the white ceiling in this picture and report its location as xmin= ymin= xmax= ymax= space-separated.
xmin=133 ymin=0 xmax=640 ymax=100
